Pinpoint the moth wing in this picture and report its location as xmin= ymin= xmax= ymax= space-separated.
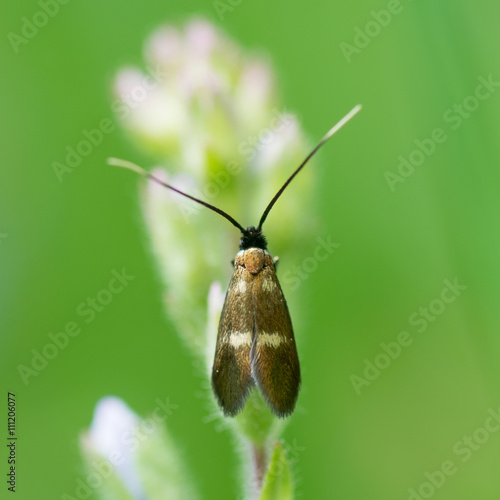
xmin=211 ymin=265 xmax=255 ymax=416
xmin=250 ymin=263 xmax=301 ymax=417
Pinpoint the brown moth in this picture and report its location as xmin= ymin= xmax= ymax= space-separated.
xmin=110 ymin=105 xmax=361 ymax=418
xmin=212 ymin=240 xmax=300 ymax=417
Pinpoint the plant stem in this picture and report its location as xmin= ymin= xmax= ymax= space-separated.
xmin=250 ymin=442 xmax=268 ymax=497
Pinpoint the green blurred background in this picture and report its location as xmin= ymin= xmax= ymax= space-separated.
xmin=1 ymin=0 xmax=500 ymax=499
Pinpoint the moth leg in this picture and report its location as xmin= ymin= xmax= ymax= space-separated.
xmin=273 ymin=256 xmax=279 ymax=271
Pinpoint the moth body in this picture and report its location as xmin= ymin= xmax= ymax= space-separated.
xmin=212 ymin=240 xmax=300 ymax=418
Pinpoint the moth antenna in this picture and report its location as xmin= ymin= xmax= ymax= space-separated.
xmin=108 ymin=157 xmax=246 ymax=233
xmin=258 ymin=104 xmax=362 ymax=230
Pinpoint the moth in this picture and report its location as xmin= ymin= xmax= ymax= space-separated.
xmin=111 ymin=105 xmax=361 ymax=418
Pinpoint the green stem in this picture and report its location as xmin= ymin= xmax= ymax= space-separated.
xmin=251 ymin=442 xmax=268 ymax=498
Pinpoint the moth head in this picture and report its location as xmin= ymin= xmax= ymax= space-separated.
xmin=239 ymin=226 xmax=267 ymax=251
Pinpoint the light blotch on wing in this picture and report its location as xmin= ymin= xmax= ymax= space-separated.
xmin=229 ymin=331 xmax=253 ymax=348
xmin=261 ymin=276 xmax=276 ymax=293
xmin=259 ymin=333 xmax=287 ymax=348
xmin=236 ymin=280 xmax=247 ymax=294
